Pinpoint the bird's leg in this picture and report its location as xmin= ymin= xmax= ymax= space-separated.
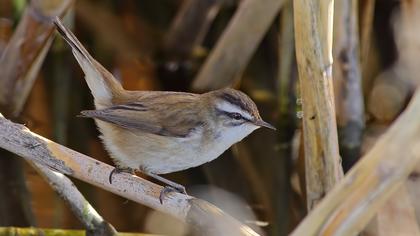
xmin=109 ymin=167 xmax=135 ymax=184
xmin=139 ymin=167 xmax=187 ymax=203
xmin=146 ymin=172 xmax=187 ymax=194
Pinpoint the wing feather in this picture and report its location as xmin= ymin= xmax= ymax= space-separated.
xmin=80 ymin=95 xmax=204 ymax=138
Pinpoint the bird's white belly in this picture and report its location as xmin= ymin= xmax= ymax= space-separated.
xmin=97 ymin=121 xmax=227 ymax=174
xmin=135 ymin=134 xmax=212 ymax=174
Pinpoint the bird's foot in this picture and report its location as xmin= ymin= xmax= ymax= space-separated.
xmin=109 ymin=167 xmax=135 ymax=184
xmin=159 ymin=185 xmax=187 ymax=204
xmin=139 ymin=169 xmax=187 ymax=203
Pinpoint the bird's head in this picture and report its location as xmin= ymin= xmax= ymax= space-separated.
xmin=205 ymin=88 xmax=276 ymax=145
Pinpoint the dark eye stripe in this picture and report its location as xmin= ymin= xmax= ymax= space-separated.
xmin=215 ymin=108 xmax=252 ymax=122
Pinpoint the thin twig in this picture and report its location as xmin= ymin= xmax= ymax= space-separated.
xmin=30 ymin=163 xmax=117 ymax=236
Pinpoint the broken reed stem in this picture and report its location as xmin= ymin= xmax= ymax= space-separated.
xmin=293 ymin=0 xmax=343 ymax=210
xmin=0 ymin=113 xmax=259 ymax=236
xmin=291 ymin=90 xmax=420 ymax=236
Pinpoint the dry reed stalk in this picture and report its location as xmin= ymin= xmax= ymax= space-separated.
xmin=294 ymin=0 xmax=343 ymax=210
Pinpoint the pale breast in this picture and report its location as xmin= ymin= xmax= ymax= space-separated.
xmin=96 ymin=120 xmax=227 ymax=174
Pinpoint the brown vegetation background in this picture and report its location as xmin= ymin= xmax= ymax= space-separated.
xmin=0 ymin=0 xmax=419 ymax=235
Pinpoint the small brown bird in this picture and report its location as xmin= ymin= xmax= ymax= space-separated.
xmin=53 ymin=17 xmax=275 ymax=202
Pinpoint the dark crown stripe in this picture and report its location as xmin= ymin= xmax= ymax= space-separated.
xmin=219 ymin=92 xmax=251 ymax=114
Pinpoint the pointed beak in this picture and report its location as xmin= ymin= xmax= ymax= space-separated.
xmin=253 ymin=119 xmax=276 ymax=130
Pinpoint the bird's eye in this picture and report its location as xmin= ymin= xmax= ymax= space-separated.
xmin=230 ymin=112 xmax=243 ymax=120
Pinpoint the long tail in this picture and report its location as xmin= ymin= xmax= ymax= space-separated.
xmin=53 ymin=17 xmax=124 ymax=108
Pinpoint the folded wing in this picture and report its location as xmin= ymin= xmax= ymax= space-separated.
xmin=80 ymin=100 xmax=204 ymax=138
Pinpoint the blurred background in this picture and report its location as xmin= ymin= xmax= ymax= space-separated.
xmin=0 ymin=0 xmax=419 ymax=235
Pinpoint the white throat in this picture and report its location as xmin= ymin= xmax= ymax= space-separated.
xmin=217 ymin=123 xmax=259 ymax=146
xmin=201 ymin=122 xmax=259 ymax=164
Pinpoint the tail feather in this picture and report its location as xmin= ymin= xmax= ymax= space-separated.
xmin=53 ymin=18 xmax=90 ymax=63
xmin=53 ymin=17 xmax=124 ymax=108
